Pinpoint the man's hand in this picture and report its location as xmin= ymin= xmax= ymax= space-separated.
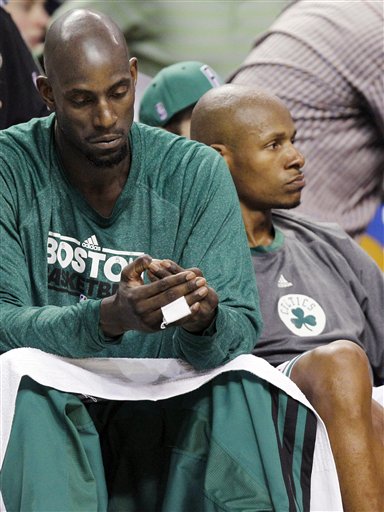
xmin=99 ymin=255 xmax=215 ymax=337
xmin=147 ymin=258 xmax=218 ymax=334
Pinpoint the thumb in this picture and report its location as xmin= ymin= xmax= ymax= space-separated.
xmin=120 ymin=254 xmax=152 ymax=286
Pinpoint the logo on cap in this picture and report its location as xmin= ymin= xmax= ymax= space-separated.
xmin=155 ymin=102 xmax=168 ymax=121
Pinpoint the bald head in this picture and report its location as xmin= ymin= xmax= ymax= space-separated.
xmin=36 ymin=8 xmax=138 ymax=172
xmin=191 ymin=84 xmax=305 ymax=217
xmin=44 ymin=9 xmax=129 ymax=83
xmin=190 ymin=84 xmax=286 ymax=149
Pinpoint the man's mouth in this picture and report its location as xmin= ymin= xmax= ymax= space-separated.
xmin=88 ymin=135 xmax=123 ymax=149
xmin=287 ymin=174 xmax=306 ymax=189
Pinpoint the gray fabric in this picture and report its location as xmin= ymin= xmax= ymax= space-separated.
xmin=251 ymin=210 xmax=384 ymax=386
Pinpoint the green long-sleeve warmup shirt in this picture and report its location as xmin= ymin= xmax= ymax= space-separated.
xmin=0 ymin=116 xmax=262 ymax=370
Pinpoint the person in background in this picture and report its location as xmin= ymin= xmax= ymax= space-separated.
xmin=3 ymin=0 xmax=49 ymax=52
xmin=50 ymin=0 xmax=287 ymax=79
xmin=139 ymin=60 xmax=222 ymax=138
xmin=190 ymin=83 xmax=384 ymax=512
xmin=229 ymin=0 xmax=384 ymax=243
xmin=49 ymin=0 xmax=287 ymax=118
xmin=0 ymin=0 xmax=49 ymax=128
xmin=358 ymin=204 xmax=384 ymax=269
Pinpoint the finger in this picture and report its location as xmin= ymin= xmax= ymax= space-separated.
xmin=158 ymin=259 xmax=184 ymax=273
xmin=148 ymin=259 xmax=174 ymax=279
xmin=147 ymin=270 xmax=161 ymax=282
xmin=182 ymin=286 xmax=218 ymax=322
xmin=154 ymin=285 xmax=217 ymax=331
xmin=185 ymin=267 xmax=203 ymax=277
xmin=189 ymin=302 xmax=201 ymax=314
xmin=132 ymin=270 xmax=198 ymax=304
xmin=160 ymin=260 xmax=203 ymax=278
xmin=154 ymin=276 xmax=207 ymax=309
xmin=149 ymin=259 xmax=204 ymax=280
xmin=181 ymin=295 xmax=218 ymax=333
xmin=135 ymin=275 xmax=207 ymax=316
xmin=120 ymin=254 xmax=153 ymax=285
xmin=157 ymin=279 xmax=208 ymax=311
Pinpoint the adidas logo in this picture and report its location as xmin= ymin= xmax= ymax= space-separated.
xmin=82 ymin=235 xmax=101 ymax=251
xmin=277 ymin=274 xmax=293 ymax=288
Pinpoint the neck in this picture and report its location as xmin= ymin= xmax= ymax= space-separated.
xmin=55 ymin=124 xmax=131 ymax=217
xmin=240 ymin=204 xmax=275 ymax=248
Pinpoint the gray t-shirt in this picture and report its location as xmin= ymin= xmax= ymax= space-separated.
xmin=251 ymin=211 xmax=384 ymax=386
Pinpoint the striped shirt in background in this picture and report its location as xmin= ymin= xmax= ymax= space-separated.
xmin=229 ymin=0 xmax=384 ymax=240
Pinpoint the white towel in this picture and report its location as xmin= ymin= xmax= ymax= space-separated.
xmin=0 ymin=348 xmax=342 ymax=511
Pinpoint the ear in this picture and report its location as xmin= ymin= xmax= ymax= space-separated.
xmin=129 ymin=57 xmax=138 ymax=88
xmin=210 ymin=143 xmax=233 ymax=168
xmin=36 ymin=75 xmax=55 ymax=111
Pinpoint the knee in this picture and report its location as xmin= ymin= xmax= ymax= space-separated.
xmin=312 ymin=340 xmax=370 ymax=376
xmin=291 ymin=340 xmax=372 ymax=407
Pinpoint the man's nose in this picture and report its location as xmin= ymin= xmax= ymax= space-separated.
xmin=287 ymin=144 xmax=305 ymax=169
xmin=93 ymin=100 xmax=117 ymax=129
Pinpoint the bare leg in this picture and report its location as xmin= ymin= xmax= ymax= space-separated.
xmin=290 ymin=340 xmax=384 ymax=512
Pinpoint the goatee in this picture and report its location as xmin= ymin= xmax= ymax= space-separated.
xmin=86 ymin=142 xmax=128 ymax=168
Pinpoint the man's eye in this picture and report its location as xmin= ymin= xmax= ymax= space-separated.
xmin=71 ymin=97 xmax=92 ymax=107
xmin=111 ymin=88 xmax=128 ymax=99
xmin=267 ymin=141 xmax=279 ymax=149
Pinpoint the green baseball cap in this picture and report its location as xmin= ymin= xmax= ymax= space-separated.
xmin=139 ymin=61 xmax=222 ymax=127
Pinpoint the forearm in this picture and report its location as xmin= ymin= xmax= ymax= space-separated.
xmin=0 ymin=300 xmax=115 ymax=357
xmin=173 ymin=303 xmax=260 ymax=370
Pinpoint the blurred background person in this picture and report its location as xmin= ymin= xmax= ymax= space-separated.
xmin=229 ymin=0 xmax=384 ymax=259
xmin=0 ymin=0 xmax=49 ymax=128
xmin=3 ymin=0 xmax=50 ymax=52
xmin=139 ymin=61 xmax=222 ymax=138
xmin=51 ymin=0 xmax=287 ymax=117
xmin=358 ymin=204 xmax=384 ymax=270
xmin=51 ymin=0 xmax=287 ymax=79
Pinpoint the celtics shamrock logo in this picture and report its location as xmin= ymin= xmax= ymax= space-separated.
xmin=290 ymin=308 xmax=317 ymax=331
xmin=278 ymin=294 xmax=326 ymax=337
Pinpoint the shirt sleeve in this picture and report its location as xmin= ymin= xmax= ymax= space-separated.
xmin=324 ymin=223 xmax=384 ymax=385
xmin=170 ymin=150 xmax=263 ymax=370
xmin=342 ymin=238 xmax=384 ymax=386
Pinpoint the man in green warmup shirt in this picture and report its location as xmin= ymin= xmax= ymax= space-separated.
xmin=0 ymin=9 xmax=259 ymax=364
xmin=0 ymin=9 xmax=343 ymax=511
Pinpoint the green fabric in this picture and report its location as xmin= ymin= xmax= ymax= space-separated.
xmin=1 ymin=378 xmax=108 ymax=511
xmin=1 ymin=372 xmax=314 ymax=511
xmin=139 ymin=61 xmax=223 ymax=127
xmin=0 ymin=117 xmax=262 ymax=370
xmin=250 ymin=227 xmax=285 ymax=253
xmin=50 ymin=1 xmax=287 ymax=79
